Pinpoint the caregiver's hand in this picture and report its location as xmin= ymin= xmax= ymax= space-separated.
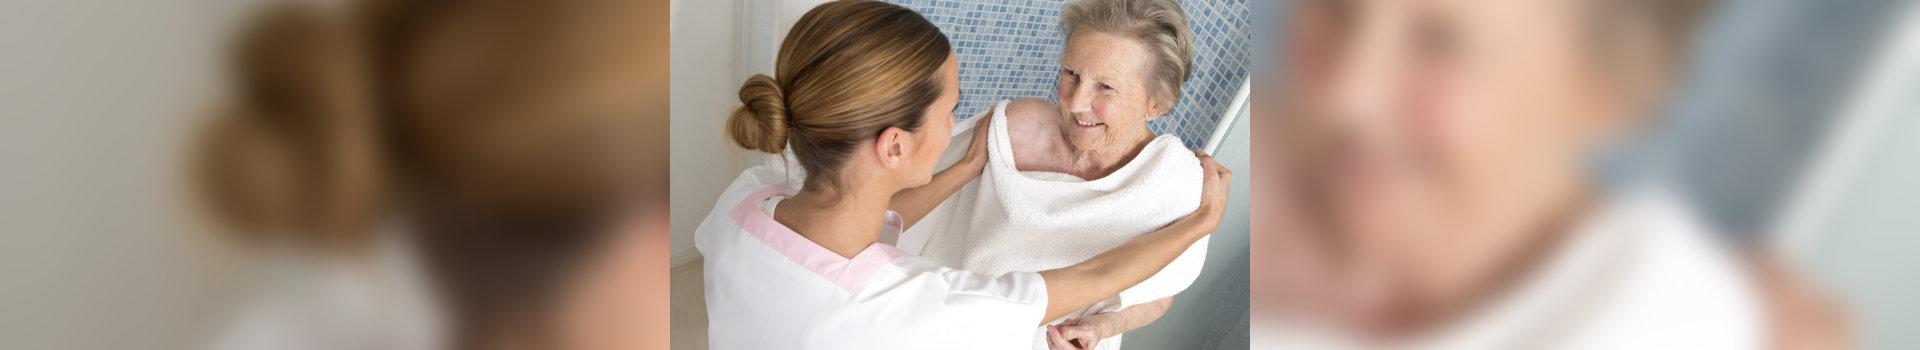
xmin=957 ymin=114 xmax=992 ymax=177
xmin=1750 ymin=251 xmax=1854 ymax=350
xmin=1195 ymin=150 xmax=1232 ymax=225
xmin=1037 ymin=155 xmax=1231 ymax=325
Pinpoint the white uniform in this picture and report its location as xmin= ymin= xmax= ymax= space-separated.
xmin=694 ymin=164 xmax=1049 ymax=350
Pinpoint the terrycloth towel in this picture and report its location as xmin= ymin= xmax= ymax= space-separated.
xmin=898 ymin=100 xmax=1210 ymax=349
xmin=1253 ymin=189 xmax=1761 ymax=350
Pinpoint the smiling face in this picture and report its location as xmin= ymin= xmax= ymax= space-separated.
xmin=1283 ymin=0 xmax=1640 ymax=333
xmin=1057 ymin=30 xmax=1165 ymax=155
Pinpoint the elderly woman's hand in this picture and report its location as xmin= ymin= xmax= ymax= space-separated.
xmin=957 ymin=115 xmax=993 ymax=176
xmin=1046 ymin=317 xmax=1104 ymax=350
xmin=1043 ymin=296 xmax=1177 ymax=350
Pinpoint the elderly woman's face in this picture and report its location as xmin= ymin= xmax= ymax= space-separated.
xmin=1058 ymin=30 xmax=1165 ymax=153
xmin=1280 ymin=0 xmax=1631 ymax=332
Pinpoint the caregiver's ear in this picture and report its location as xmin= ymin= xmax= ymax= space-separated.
xmin=875 ymin=126 xmax=909 ymax=169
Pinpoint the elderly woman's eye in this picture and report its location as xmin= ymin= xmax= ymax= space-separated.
xmin=1063 ymin=69 xmax=1078 ymax=80
xmin=1099 ymin=83 xmax=1115 ymax=92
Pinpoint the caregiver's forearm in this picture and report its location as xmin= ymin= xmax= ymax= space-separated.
xmin=1088 ymin=296 xmax=1174 ymax=338
xmin=1038 ymin=208 xmax=1217 ymax=325
xmin=890 ymin=160 xmax=978 ymax=229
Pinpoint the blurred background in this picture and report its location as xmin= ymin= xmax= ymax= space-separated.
xmin=1661 ymin=0 xmax=1920 ymax=345
xmin=2 ymin=0 xmax=278 ymax=348
xmin=1590 ymin=0 xmax=1920 ymax=347
xmin=1 ymin=0 xmax=671 ymax=349
xmin=1252 ymin=0 xmax=1920 ymax=348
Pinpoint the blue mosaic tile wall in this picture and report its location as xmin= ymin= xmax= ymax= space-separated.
xmin=886 ymin=0 xmax=1250 ymax=151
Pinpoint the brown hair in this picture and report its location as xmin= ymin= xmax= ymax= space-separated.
xmin=727 ymin=0 xmax=951 ymax=193
xmin=193 ymin=2 xmax=382 ymax=248
xmin=193 ymin=0 xmax=667 ymax=348
xmin=1061 ymin=0 xmax=1195 ymax=110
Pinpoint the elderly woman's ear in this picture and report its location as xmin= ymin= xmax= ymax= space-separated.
xmin=1148 ymin=100 xmax=1171 ymax=121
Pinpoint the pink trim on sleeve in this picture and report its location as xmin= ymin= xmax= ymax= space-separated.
xmin=730 ymin=186 xmax=910 ymax=293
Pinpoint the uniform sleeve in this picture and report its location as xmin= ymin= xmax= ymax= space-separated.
xmin=883 ymin=256 xmax=1048 ymax=337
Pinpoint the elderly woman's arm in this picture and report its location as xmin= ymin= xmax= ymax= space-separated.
xmin=891 ymin=116 xmax=992 ymax=229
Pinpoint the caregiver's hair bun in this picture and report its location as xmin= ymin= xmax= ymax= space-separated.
xmin=728 ymin=74 xmax=789 ymax=154
xmin=193 ymin=2 xmax=383 ymax=249
xmin=729 ymin=0 xmax=949 ymax=193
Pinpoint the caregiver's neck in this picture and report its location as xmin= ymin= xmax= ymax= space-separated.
xmin=774 ymin=181 xmax=894 ymax=259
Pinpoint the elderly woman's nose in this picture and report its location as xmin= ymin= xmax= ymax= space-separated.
xmin=1066 ymin=82 xmax=1097 ymax=115
xmin=1325 ymin=28 xmax=1399 ymax=129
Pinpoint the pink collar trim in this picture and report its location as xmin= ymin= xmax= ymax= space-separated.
xmin=730 ymin=186 xmax=910 ymax=293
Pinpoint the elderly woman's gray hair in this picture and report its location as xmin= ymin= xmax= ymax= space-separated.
xmin=1061 ymin=0 xmax=1195 ymax=110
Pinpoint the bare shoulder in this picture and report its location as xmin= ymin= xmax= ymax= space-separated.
xmin=1002 ymin=98 xmax=1059 ymax=146
xmin=1003 ymin=98 xmax=1059 ymax=130
xmin=1001 ymin=98 xmax=1066 ymax=172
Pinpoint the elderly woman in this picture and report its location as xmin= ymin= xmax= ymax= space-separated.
xmin=1258 ymin=0 xmax=1851 ymax=348
xmin=896 ymin=0 xmax=1208 ymax=349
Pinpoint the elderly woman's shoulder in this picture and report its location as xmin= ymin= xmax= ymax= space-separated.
xmin=1004 ymin=98 xmax=1058 ymax=126
xmin=1000 ymin=98 xmax=1065 ymax=167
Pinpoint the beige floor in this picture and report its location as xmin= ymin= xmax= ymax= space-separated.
xmin=670 ymin=259 xmax=708 ymax=350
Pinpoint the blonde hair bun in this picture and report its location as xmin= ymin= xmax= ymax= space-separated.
xmin=727 ymin=74 xmax=789 ymax=154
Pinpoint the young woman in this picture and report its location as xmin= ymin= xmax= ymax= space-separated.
xmin=195 ymin=0 xmax=672 ymax=349
xmin=691 ymin=1 xmax=1231 ymax=349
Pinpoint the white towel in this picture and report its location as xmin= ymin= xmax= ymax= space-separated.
xmin=1253 ymin=189 xmax=1761 ymax=350
xmin=898 ymin=100 xmax=1210 ymax=349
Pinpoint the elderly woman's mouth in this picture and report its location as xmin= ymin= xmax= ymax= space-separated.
xmin=1075 ymin=119 xmax=1105 ymax=128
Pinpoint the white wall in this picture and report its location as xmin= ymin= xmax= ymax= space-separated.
xmin=1775 ymin=4 xmax=1920 ymax=349
xmin=668 ymin=0 xmax=830 ymax=266
xmin=0 ymin=0 xmax=272 ymax=348
xmin=670 ymin=0 xmax=751 ymax=265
